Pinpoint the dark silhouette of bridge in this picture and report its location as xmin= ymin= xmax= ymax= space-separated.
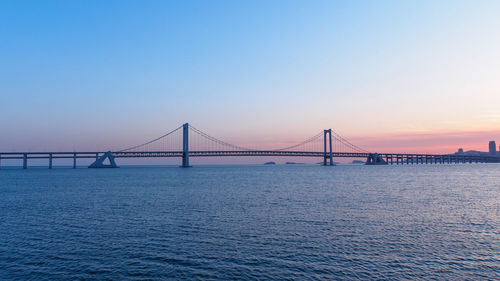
xmin=1 ymin=123 xmax=499 ymax=169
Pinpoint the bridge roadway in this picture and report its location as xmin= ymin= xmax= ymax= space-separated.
xmin=0 ymin=150 xmax=499 ymax=169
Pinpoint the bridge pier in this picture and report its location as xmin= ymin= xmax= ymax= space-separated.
xmin=89 ymin=151 xmax=118 ymax=168
xmin=73 ymin=153 xmax=77 ymax=168
xmin=366 ymin=153 xmax=388 ymax=165
xmin=49 ymin=153 xmax=53 ymax=169
xmin=181 ymin=123 xmax=191 ymax=167
xmin=23 ymin=153 xmax=27 ymax=169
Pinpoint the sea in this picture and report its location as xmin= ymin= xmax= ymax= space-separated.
xmin=0 ymin=164 xmax=498 ymax=280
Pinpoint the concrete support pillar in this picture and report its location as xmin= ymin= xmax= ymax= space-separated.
xmin=49 ymin=153 xmax=53 ymax=169
xmin=323 ymin=130 xmax=327 ymax=166
xmin=73 ymin=153 xmax=76 ymax=169
xmin=328 ymin=129 xmax=333 ymax=166
xmin=23 ymin=153 xmax=27 ymax=169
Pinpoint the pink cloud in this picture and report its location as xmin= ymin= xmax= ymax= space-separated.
xmin=348 ymin=130 xmax=500 ymax=154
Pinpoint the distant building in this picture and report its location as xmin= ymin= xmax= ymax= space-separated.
xmin=489 ymin=141 xmax=496 ymax=155
xmin=458 ymin=148 xmax=464 ymax=154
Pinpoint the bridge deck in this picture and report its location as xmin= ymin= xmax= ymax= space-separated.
xmin=1 ymin=150 xmax=498 ymax=161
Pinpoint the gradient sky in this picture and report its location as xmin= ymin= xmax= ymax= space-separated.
xmin=1 ymin=0 xmax=500 ymax=155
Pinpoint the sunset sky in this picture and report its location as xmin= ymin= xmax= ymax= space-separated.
xmin=1 ymin=0 xmax=500 ymax=155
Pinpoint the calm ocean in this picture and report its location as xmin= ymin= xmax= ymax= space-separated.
xmin=0 ymin=164 xmax=498 ymax=280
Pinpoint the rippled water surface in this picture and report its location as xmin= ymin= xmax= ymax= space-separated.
xmin=0 ymin=164 xmax=499 ymax=280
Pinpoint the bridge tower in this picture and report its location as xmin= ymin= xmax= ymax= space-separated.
xmin=181 ymin=123 xmax=191 ymax=167
xmin=323 ymin=129 xmax=334 ymax=166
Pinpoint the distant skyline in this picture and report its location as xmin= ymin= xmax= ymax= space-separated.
xmin=1 ymin=0 xmax=500 ymax=154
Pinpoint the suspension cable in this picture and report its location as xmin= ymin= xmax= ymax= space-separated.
xmin=118 ymin=125 xmax=183 ymax=152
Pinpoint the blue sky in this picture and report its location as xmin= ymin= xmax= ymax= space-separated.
xmin=1 ymin=0 xmax=500 ymax=154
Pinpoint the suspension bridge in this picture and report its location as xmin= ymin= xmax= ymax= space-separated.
xmin=1 ymin=123 xmax=499 ymax=169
